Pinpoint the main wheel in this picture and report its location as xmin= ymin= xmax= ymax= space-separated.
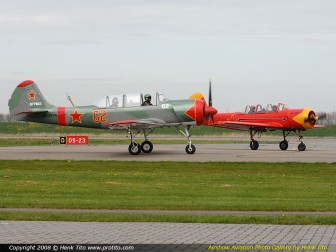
xmin=141 ymin=141 xmax=153 ymax=153
xmin=128 ymin=142 xmax=141 ymax=155
xmin=250 ymin=140 xmax=259 ymax=150
xmin=185 ymin=144 xmax=196 ymax=154
xmin=279 ymin=140 xmax=289 ymax=151
xmin=298 ymin=142 xmax=306 ymax=151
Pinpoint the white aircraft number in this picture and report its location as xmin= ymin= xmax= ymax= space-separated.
xmin=29 ymin=102 xmax=42 ymax=107
xmin=161 ymin=104 xmax=172 ymax=109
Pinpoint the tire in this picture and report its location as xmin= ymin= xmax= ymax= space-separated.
xmin=141 ymin=141 xmax=153 ymax=153
xmin=279 ymin=140 xmax=289 ymax=151
xmin=128 ymin=143 xmax=141 ymax=155
xmin=185 ymin=144 xmax=196 ymax=154
xmin=249 ymin=140 xmax=259 ymax=150
xmin=298 ymin=142 xmax=306 ymax=151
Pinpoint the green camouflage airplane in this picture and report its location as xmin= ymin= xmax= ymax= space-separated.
xmin=8 ymin=80 xmax=217 ymax=155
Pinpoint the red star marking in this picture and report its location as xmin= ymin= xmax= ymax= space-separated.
xmin=28 ymin=90 xmax=36 ymax=100
xmin=69 ymin=109 xmax=84 ymax=124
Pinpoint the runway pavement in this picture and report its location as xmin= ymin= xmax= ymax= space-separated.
xmin=1 ymin=221 xmax=336 ymax=251
xmin=1 ymin=138 xmax=336 ymax=251
xmin=0 ymin=138 xmax=335 ymax=162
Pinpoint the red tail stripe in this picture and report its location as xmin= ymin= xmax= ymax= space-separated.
xmin=58 ymin=107 xmax=66 ymax=126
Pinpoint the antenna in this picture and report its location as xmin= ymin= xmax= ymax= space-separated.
xmin=66 ymin=93 xmax=75 ymax=107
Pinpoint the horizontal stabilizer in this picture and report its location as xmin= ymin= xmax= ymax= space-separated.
xmin=15 ymin=109 xmax=49 ymax=115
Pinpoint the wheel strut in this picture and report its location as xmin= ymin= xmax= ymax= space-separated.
xmin=249 ymin=129 xmax=259 ymax=150
xmin=179 ymin=125 xmax=196 ymax=154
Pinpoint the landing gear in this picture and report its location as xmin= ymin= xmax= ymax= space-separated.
xmin=298 ymin=142 xmax=306 ymax=151
xmin=126 ymin=126 xmax=197 ymax=155
xmin=127 ymin=129 xmax=142 ymax=155
xmin=250 ymin=140 xmax=259 ymax=150
xmin=296 ymin=131 xmax=306 ymax=151
xmin=279 ymin=131 xmax=291 ymax=151
xmin=249 ymin=129 xmax=259 ymax=150
xmin=180 ymin=125 xmax=196 ymax=154
xmin=141 ymin=140 xmax=153 ymax=153
xmin=127 ymin=128 xmax=154 ymax=155
xmin=185 ymin=144 xmax=196 ymax=154
xmin=247 ymin=128 xmax=308 ymax=152
xmin=140 ymin=129 xmax=154 ymax=153
xmin=280 ymin=130 xmax=307 ymax=151
xmin=128 ymin=142 xmax=141 ymax=155
xmin=279 ymin=140 xmax=289 ymax=150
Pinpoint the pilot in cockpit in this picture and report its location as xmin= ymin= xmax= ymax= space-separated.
xmin=111 ymin=97 xmax=119 ymax=108
xmin=142 ymin=94 xmax=153 ymax=106
xmin=249 ymin=105 xmax=256 ymax=114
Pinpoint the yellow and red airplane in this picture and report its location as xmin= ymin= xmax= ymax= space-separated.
xmin=205 ymin=83 xmax=326 ymax=151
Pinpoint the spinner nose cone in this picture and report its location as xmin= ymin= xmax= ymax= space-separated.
xmin=305 ymin=110 xmax=317 ymax=127
xmin=205 ymin=106 xmax=217 ymax=117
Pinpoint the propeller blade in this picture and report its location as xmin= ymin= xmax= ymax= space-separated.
xmin=317 ymin=112 xmax=328 ymax=121
xmin=305 ymin=112 xmax=328 ymax=122
xmin=208 ymin=79 xmax=212 ymax=107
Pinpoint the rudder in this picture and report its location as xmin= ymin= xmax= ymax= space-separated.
xmin=8 ymin=80 xmax=54 ymax=120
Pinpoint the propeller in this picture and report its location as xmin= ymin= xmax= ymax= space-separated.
xmin=208 ymin=79 xmax=212 ymax=107
xmin=305 ymin=111 xmax=328 ymax=123
xmin=317 ymin=112 xmax=328 ymax=121
xmin=204 ymin=79 xmax=217 ymax=124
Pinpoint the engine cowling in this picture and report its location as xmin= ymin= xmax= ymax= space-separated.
xmin=185 ymin=99 xmax=217 ymax=125
xmin=293 ymin=108 xmax=317 ymax=129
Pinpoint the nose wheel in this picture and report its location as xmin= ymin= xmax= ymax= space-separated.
xmin=298 ymin=142 xmax=306 ymax=151
xmin=179 ymin=125 xmax=196 ymax=154
xmin=185 ymin=144 xmax=196 ymax=154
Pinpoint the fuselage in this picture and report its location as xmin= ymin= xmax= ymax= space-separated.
xmin=209 ymin=107 xmax=317 ymax=131
xmin=19 ymin=99 xmax=204 ymax=129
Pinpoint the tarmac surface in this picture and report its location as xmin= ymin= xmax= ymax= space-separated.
xmin=1 ymin=138 xmax=336 ymax=251
xmin=0 ymin=138 xmax=336 ymax=162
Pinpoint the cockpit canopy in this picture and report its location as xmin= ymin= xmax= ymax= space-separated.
xmin=244 ymin=103 xmax=288 ymax=114
xmin=93 ymin=92 xmax=169 ymax=108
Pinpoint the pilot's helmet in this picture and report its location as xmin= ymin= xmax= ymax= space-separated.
xmin=144 ymin=94 xmax=151 ymax=101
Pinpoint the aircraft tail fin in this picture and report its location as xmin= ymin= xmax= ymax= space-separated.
xmin=8 ymin=80 xmax=55 ymax=120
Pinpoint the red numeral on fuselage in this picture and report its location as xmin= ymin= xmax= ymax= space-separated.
xmin=93 ymin=109 xmax=107 ymax=123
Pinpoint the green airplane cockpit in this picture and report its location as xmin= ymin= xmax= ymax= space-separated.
xmin=93 ymin=92 xmax=169 ymax=109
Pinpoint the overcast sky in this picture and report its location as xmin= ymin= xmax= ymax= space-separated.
xmin=1 ymin=0 xmax=336 ymax=114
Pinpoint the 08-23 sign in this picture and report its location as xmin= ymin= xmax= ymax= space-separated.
xmin=60 ymin=136 xmax=89 ymax=145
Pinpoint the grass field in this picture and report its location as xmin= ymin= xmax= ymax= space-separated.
xmin=1 ymin=160 xmax=336 ymax=224
xmin=1 ymin=121 xmax=335 ymax=224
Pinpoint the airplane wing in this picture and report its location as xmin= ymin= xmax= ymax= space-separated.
xmin=214 ymin=121 xmax=284 ymax=131
xmin=109 ymin=119 xmax=180 ymax=130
